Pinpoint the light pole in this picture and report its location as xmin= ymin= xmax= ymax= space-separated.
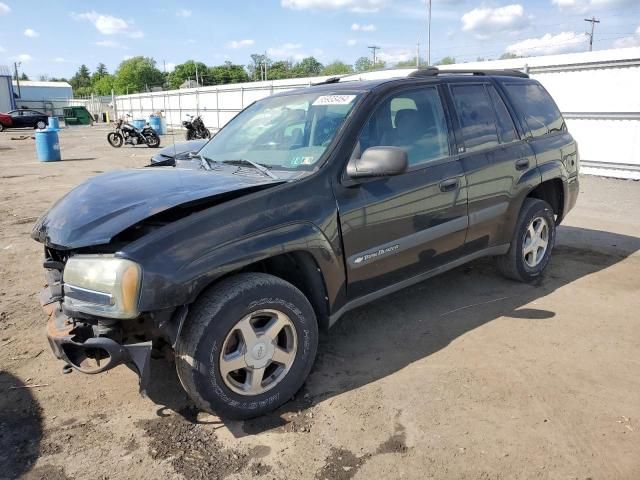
xmin=427 ymin=0 xmax=432 ymax=65
xmin=14 ymin=62 xmax=22 ymax=98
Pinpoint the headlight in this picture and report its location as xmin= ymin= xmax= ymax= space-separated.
xmin=63 ymin=255 xmax=142 ymax=319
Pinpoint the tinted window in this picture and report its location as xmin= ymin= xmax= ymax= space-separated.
xmin=356 ymin=87 xmax=450 ymax=166
xmin=504 ymin=83 xmax=564 ymax=138
xmin=487 ymin=85 xmax=518 ymax=143
xmin=450 ymin=84 xmax=499 ymax=153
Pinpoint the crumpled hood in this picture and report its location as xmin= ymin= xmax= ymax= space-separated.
xmin=32 ymin=167 xmax=280 ymax=249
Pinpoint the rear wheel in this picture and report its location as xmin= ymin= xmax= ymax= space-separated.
xmin=107 ymin=132 xmax=124 ymax=148
xmin=497 ymin=198 xmax=556 ymax=282
xmin=0 ymin=123 xmax=5 ymax=132
xmin=146 ymin=132 xmax=161 ymax=148
xmin=175 ymin=273 xmax=319 ymax=419
xmin=35 ymin=120 xmax=46 ymax=129
xmin=203 ymin=128 xmax=211 ymax=139
xmin=185 ymin=130 xmax=195 ymax=141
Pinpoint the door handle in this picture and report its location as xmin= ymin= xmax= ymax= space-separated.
xmin=515 ymin=158 xmax=529 ymax=170
xmin=439 ymin=178 xmax=459 ymax=192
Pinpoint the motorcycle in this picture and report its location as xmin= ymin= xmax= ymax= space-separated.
xmin=107 ymin=116 xmax=161 ymax=148
xmin=182 ymin=114 xmax=211 ymax=141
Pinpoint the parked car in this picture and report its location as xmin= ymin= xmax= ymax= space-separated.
xmin=149 ymin=139 xmax=208 ymax=166
xmin=33 ymin=68 xmax=579 ymax=419
xmin=0 ymin=109 xmax=49 ymax=131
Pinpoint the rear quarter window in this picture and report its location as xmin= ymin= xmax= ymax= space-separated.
xmin=504 ymin=83 xmax=565 ymax=138
xmin=450 ymin=84 xmax=500 ymax=153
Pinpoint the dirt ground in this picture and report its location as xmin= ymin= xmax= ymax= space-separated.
xmin=0 ymin=126 xmax=639 ymax=480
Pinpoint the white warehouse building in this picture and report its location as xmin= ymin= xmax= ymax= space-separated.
xmin=12 ymin=80 xmax=73 ymax=117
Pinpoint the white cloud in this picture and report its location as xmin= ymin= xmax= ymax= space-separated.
xmin=552 ymin=0 xmax=637 ymax=13
xmin=165 ymin=62 xmax=176 ymax=72
xmin=54 ymin=57 xmax=65 ymax=63
xmin=378 ymin=49 xmax=414 ymax=64
xmin=95 ymin=40 xmax=122 ymax=48
xmin=268 ymin=43 xmax=306 ymax=60
xmin=351 ymin=23 xmax=376 ymax=32
xmin=176 ymin=9 xmax=192 ymax=17
xmin=0 ymin=46 xmax=5 ymax=52
xmin=462 ymin=4 xmax=529 ymax=38
xmin=24 ymin=28 xmax=39 ymax=38
xmin=72 ymin=11 xmax=143 ymax=38
xmin=228 ymin=39 xmax=255 ymax=49
xmin=347 ymin=39 xmax=357 ymax=46
xmin=281 ymin=0 xmax=387 ymax=13
xmin=506 ymin=31 xmax=588 ymax=56
xmin=13 ymin=54 xmax=32 ymax=62
xmin=614 ymin=26 xmax=640 ymax=48
xmin=0 ymin=2 xmax=9 ymax=14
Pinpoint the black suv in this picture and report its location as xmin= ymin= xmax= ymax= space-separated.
xmin=33 ymin=68 xmax=579 ymax=419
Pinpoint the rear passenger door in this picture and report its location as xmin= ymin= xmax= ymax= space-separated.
xmin=447 ymin=81 xmax=537 ymax=251
xmin=334 ymin=85 xmax=468 ymax=299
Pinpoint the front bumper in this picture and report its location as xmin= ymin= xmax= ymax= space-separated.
xmin=41 ymin=285 xmax=152 ymax=391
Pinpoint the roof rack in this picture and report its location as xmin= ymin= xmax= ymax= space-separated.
xmin=408 ymin=67 xmax=529 ymax=79
xmin=311 ymin=76 xmax=343 ymax=86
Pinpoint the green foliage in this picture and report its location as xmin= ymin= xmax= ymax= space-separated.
xmin=208 ymin=61 xmax=249 ymax=84
xmin=18 ymin=72 xmax=29 ymax=81
xmin=436 ymin=56 xmax=456 ymax=65
xmin=248 ymin=53 xmax=270 ymax=81
xmin=70 ymin=64 xmax=91 ymax=91
xmin=395 ymin=59 xmax=421 ymax=68
xmin=92 ymin=63 xmax=108 ymax=83
xmin=291 ymin=57 xmax=323 ymax=77
xmin=168 ymin=60 xmax=209 ymax=89
xmin=266 ymin=60 xmax=293 ymax=80
xmin=93 ymin=74 xmax=116 ymax=96
xmin=499 ymin=52 xmax=519 ymax=60
xmin=354 ymin=57 xmax=385 ymax=72
xmin=114 ymin=56 xmax=164 ymax=93
xmin=321 ymin=61 xmax=354 ymax=76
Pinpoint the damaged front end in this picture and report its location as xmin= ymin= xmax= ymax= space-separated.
xmin=40 ymin=255 xmax=154 ymax=390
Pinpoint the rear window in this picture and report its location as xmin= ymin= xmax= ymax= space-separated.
xmin=450 ymin=84 xmax=499 ymax=153
xmin=504 ymin=83 xmax=565 ymax=138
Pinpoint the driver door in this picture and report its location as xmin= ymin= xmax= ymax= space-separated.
xmin=333 ymin=86 xmax=468 ymax=299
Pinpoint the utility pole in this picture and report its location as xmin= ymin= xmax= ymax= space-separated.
xmin=584 ymin=16 xmax=600 ymax=52
xmin=427 ymin=0 xmax=432 ymax=65
xmin=13 ymin=62 xmax=21 ymax=98
xmin=368 ymin=45 xmax=380 ymax=67
xmin=195 ymin=63 xmax=199 ymax=86
xmin=416 ymin=42 xmax=420 ymax=67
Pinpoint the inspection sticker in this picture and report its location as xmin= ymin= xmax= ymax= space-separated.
xmin=313 ymin=95 xmax=356 ymax=106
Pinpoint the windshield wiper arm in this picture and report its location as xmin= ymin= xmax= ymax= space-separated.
xmin=189 ymin=152 xmax=214 ymax=170
xmin=220 ymin=159 xmax=279 ymax=180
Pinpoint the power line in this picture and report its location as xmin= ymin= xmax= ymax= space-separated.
xmin=584 ymin=16 xmax=601 ymax=51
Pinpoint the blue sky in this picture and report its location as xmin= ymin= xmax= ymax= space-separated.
xmin=1 ymin=0 xmax=639 ymax=78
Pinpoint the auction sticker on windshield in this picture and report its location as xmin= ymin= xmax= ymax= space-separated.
xmin=312 ymin=95 xmax=356 ymax=106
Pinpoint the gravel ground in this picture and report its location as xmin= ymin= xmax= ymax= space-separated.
xmin=0 ymin=126 xmax=639 ymax=480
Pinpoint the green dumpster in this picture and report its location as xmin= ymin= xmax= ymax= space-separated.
xmin=63 ymin=106 xmax=93 ymax=126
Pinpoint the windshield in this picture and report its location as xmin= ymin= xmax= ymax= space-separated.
xmin=198 ymin=91 xmax=362 ymax=171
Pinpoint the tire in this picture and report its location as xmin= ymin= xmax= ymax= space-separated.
xmin=185 ymin=130 xmax=195 ymax=141
xmin=146 ymin=133 xmax=161 ymax=148
xmin=107 ymin=132 xmax=124 ymax=148
xmin=496 ymin=198 xmax=556 ymax=282
xmin=175 ymin=273 xmax=319 ymax=419
xmin=35 ymin=120 xmax=46 ymax=129
xmin=203 ymin=128 xmax=211 ymax=139
xmin=0 ymin=123 xmax=5 ymax=132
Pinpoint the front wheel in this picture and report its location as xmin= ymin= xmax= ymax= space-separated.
xmin=175 ymin=273 xmax=319 ymax=419
xmin=185 ymin=130 xmax=195 ymax=141
xmin=35 ymin=120 xmax=46 ymax=130
xmin=0 ymin=123 xmax=5 ymax=132
xmin=145 ymin=133 xmax=160 ymax=148
xmin=203 ymin=128 xmax=211 ymax=139
xmin=107 ymin=132 xmax=124 ymax=148
xmin=496 ymin=198 xmax=556 ymax=282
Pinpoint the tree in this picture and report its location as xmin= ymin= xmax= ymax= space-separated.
xmin=114 ymin=56 xmax=164 ymax=93
xmin=209 ymin=61 xmax=249 ymax=84
xmin=70 ymin=64 xmax=91 ymax=91
xmin=266 ymin=60 xmax=293 ymax=80
xmin=354 ymin=56 xmax=373 ymax=72
xmin=499 ymin=52 xmax=519 ymax=60
xmin=93 ymin=74 xmax=116 ymax=95
xmin=19 ymin=72 xmax=29 ymax=81
xmin=291 ymin=57 xmax=323 ymax=77
xmin=248 ymin=53 xmax=270 ymax=81
xmin=436 ymin=56 xmax=456 ymax=65
xmin=321 ymin=61 xmax=354 ymax=76
xmin=168 ymin=60 xmax=209 ymax=89
xmin=395 ymin=59 xmax=424 ymax=68
xmin=92 ymin=63 xmax=108 ymax=83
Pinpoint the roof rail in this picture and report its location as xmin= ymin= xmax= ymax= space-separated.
xmin=311 ymin=76 xmax=343 ymax=86
xmin=408 ymin=67 xmax=529 ymax=79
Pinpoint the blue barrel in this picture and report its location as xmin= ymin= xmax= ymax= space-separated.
xmin=132 ymin=119 xmax=146 ymax=129
xmin=48 ymin=116 xmax=60 ymax=130
xmin=159 ymin=117 xmax=167 ymax=135
xmin=35 ymin=129 xmax=61 ymax=162
xmin=148 ymin=116 xmax=162 ymax=134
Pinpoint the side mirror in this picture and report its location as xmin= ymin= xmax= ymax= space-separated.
xmin=346 ymin=146 xmax=408 ymax=179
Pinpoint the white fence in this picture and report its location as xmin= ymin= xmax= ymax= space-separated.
xmin=112 ymin=47 xmax=640 ymax=180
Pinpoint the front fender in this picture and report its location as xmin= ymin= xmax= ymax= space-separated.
xmin=135 ymin=222 xmax=345 ymax=313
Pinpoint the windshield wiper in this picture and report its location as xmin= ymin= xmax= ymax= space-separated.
xmin=189 ymin=152 xmax=215 ymax=170
xmin=220 ymin=159 xmax=279 ymax=180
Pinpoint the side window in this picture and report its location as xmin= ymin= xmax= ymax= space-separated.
xmin=487 ymin=85 xmax=518 ymax=143
xmin=504 ymin=83 xmax=565 ymax=138
xmin=356 ymin=87 xmax=450 ymax=167
xmin=450 ymin=84 xmax=499 ymax=153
